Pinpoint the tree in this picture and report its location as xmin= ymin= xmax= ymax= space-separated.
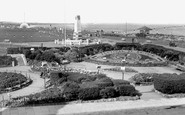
xmin=64 ymin=50 xmax=80 ymax=62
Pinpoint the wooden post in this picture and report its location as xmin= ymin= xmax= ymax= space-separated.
xmin=122 ymin=70 xmax=124 ymax=80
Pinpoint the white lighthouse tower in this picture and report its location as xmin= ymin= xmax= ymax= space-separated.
xmin=73 ymin=15 xmax=82 ymax=40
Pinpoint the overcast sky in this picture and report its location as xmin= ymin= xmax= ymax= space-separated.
xmin=0 ymin=0 xmax=185 ymax=24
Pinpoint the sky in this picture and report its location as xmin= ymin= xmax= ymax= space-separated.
xmin=0 ymin=0 xmax=185 ymax=24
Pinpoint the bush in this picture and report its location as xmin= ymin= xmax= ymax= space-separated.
xmin=50 ymin=72 xmax=68 ymax=86
xmin=112 ymin=79 xmax=130 ymax=86
xmin=129 ymin=73 xmax=157 ymax=84
xmin=67 ymin=72 xmax=95 ymax=83
xmin=78 ymin=87 xmax=100 ymax=100
xmin=0 ymin=56 xmax=17 ymax=67
xmin=80 ymin=81 xmax=99 ymax=88
xmin=100 ymin=87 xmax=117 ymax=98
xmin=95 ymin=77 xmax=114 ymax=89
xmin=153 ymin=73 xmax=185 ymax=94
xmin=62 ymin=81 xmax=80 ymax=101
xmin=63 ymin=88 xmax=79 ymax=101
xmin=94 ymin=74 xmax=107 ymax=80
xmin=22 ymin=88 xmax=65 ymax=106
xmin=116 ymin=85 xmax=137 ymax=96
xmin=0 ymin=72 xmax=27 ymax=90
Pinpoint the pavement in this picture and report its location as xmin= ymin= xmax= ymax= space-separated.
xmin=1 ymin=97 xmax=185 ymax=115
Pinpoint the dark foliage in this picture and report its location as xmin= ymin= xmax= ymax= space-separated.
xmin=50 ymin=71 xmax=68 ymax=86
xmin=100 ymin=87 xmax=117 ymax=98
xmin=62 ymin=82 xmax=80 ymax=101
xmin=112 ymin=79 xmax=130 ymax=87
xmin=116 ymin=85 xmax=137 ymax=96
xmin=78 ymin=87 xmax=100 ymax=100
xmin=0 ymin=56 xmax=17 ymax=67
xmin=153 ymin=73 xmax=185 ymax=94
xmin=0 ymin=72 xmax=27 ymax=89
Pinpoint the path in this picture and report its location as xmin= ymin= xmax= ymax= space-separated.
xmin=0 ymin=66 xmax=45 ymax=101
xmin=67 ymin=62 xmax=182 ymax=80
xmin=1 ymin=97 xmax=185 ymax=115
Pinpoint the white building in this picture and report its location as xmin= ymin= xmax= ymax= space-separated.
xmin=20 ymin=22 xmax=29 ymax=28
xmin=73 ymin=15 xmax=82 ymax=39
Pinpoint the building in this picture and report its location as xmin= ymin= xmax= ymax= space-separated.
xmin=138 ymin=26 xmax=152 ymax=34
xmin=73 ymin=15 xmax=82 ymax=39
xmin=20 ymin=22 xmax=29 ymax=28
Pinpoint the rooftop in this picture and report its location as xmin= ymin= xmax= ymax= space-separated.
xmin=138 ymin=26 xmax=152 ymax=31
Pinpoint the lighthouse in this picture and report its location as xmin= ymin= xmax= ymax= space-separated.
xmin=73 ymin=15 xmax=82 ymax=40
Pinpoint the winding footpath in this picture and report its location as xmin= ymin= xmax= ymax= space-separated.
xmin=0 ymin=66 xmax=45 ymax=101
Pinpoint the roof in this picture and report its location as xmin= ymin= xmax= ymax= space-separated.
xmin=138 ymin=26 xmax=152 ymax=31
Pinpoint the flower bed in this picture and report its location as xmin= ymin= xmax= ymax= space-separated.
xmin=85 ymin=59 xmax=168 ymax=67
xmin=103 ymin=67 xmax=138 ymax=73
xmin=129 ymin=73 xmax=159 ymax=85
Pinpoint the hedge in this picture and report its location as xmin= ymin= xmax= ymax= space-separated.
xmin=112 ymin=79 xmax=130 ymax=87
xmin=153 ymin=73 xmax=185 ymax=94
xmin=67 ymin=72 xmax=96 ymax=83
xmin=100 ymin=87 xmax=117 ymax=98
xmin=0 ymin=56 xmax=17 ymax=67
xmin=116 ymin=85 xmax=137 ymax=96
xmin=50 ymin=71 xmax=68 ymax=86
xmin=78 ymin=87 xmax=100 ymax=100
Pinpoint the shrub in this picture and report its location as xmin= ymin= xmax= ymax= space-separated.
xmin=20 ymin=88 xmax=65 ymax=106
xmin=0 ymin=56 xmax=17 ymax=67
xmin=100 ymin=87 xmax=117 ymax=98
xmin=95 ymin=77 xmax=114 ymax=89
xmin=112 ymin=79 xmax=130 ymax=86
xmin=78 ymin=87 xmax=100 ymax=100
xmin=63 ymin=88 xmax=79 ymax=101
xmin=153 ymin=73 xmax=185 ymax=94
xmin=0 ymin=72 xmax=27 ymax=89
xmin=94 ymin=74 xmax=107 ymax=80
xmin=50 ymin=72 xmax=68 ymax=86
xmin=80 ymin=81 xmax=99 ymax=88
xmin=116 ymin=85 xmax=137 ymax=96
xmin=129 ymin=73 xmax=157 ymax=84
xmin=62 ymin=81 xmax=80 ymax=101
xmin=67 ymin=72 xmax=95 ymax=83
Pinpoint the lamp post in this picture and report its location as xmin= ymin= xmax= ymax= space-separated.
xmin=121 ymin=66 xmax=125 ymax=80
xmin=121 ymin=53 xmax=129 ymax=80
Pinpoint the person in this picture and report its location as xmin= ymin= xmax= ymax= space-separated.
xmin=40 ymin=72 xmax=43 ymax=77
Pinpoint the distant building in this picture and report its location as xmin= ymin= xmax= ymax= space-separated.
xmin=73 ymin=15 xmax=82 ymax=39
xmin=20 ymin=22 xmax=29 ymax=28
xmin=138 ymin=26 xmax=152 ymax=34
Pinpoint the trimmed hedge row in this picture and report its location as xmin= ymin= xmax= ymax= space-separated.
xmin=153 ymin=73 xmax=185 ymax=94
